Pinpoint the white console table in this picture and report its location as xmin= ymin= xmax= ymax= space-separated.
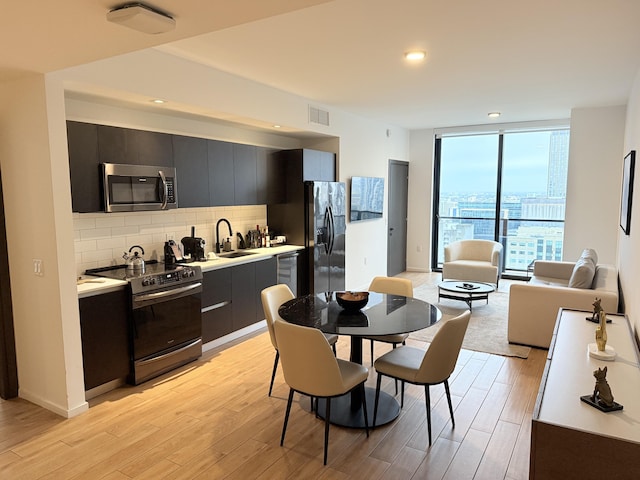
xmin=530 ymin=308 xmax=640 ymax=479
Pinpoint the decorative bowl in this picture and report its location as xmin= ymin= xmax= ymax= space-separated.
xmin=335 ymin=291 xmax=369 ymax=312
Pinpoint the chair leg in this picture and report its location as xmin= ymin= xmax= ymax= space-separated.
xmin=324 ymin=398 xmax=331 ymax=465
xmin=424 ymin=385 xmax=432 ymax=446
xmin=373 ymin=373 xmax=382 ymax=428
xmin=332 ymin=342 xmax=337 ymax=355
xmin=370 ymin=339 xmax=374 ymax=366
xmin=361 ymin=383 xmax=369 ymax=437
xmin=392 ymin=344 xmax=398 ymax=395
xmin=444 ymin=379 xmax=455 ymax=428
xmin=269 ymin=351 xmax=279 ymax=397
xmin=400 ymin=381 xmax=405 ymax=409
xmin=281 ymin=388 xmax=294 ymax=446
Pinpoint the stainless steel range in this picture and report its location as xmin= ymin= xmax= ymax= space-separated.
xmin=86 ymin=262 xmax=203 ymax=385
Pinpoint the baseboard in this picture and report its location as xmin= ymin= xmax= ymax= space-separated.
xmin=19 ymin=388 xmax=89 ymax=418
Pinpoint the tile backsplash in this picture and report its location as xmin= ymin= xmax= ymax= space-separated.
xmin=74 ymin=205 xmax=267 ymax=276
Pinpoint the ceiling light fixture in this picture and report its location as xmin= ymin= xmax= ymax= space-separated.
xmin=488 ymin=112 xmax=501 ymax=118
xmin=151 ymin=99 xmax=166 ymax=104
xmin=106 ymin=3 xmax=175 ymax=34
xmin=404 ymin=50 xmax=426 ymax=61
xmin=273 ymin=125 xmax=281 ymax=129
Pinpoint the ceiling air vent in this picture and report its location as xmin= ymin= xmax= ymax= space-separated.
xmin=309 ymin=106 xmax=330 ymax=126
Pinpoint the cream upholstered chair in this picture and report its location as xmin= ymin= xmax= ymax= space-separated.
xmin=274 ymin=318 xmax=369 ymax=465
xmin=364 ymin=276 xmax=414 ymax=365
xmin=372 ymin=310 xmax=470 ymax=446
xmin=442 ymin=239 xmax=503 ymax=286
xmin=261 ymin=284 xmax=338 ymax=396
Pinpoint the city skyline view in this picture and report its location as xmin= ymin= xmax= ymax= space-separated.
xmin=435 ymin=129 xmax=570 ymax=272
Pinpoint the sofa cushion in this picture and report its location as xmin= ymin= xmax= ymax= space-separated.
xmin=568 ymin=248 xmax=598 ymax=288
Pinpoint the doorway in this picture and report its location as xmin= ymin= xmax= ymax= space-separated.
xmin=387 ymin=160 xmax=409 ymax=276
xmin=0 ymin=171 xmax=18 ymax=399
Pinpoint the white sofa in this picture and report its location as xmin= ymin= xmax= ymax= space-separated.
xmin=508 ymin=259 xmax=619 ymax=349
xmin=442 ymin=239 xmax=503 ymax=286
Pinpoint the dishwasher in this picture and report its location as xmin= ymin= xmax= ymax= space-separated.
xmin=277 ymin=251 xmax=299 ymax=296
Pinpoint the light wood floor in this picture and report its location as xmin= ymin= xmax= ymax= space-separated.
xmin=0 ymin=273 xmax=546 ymax=479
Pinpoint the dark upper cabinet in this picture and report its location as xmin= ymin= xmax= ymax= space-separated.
xmin=137 ymin=130 xmax=173 ymax=167
xmin=208 ymin=140 xmax=234 ymax=206
xmin=97 ymin=125 xmax=139 ymax=165
xmin=67 ymin=121 xmax=102 ymax=213
xmin=67 ymin=121 xmax=277 ymax=211
xmin=173 ymin=135 xmax=209 ymax=207
xmin=256 ymin=147 xmax=270 ymax=205
xmin=233 ymin=144 xmax=258 ymax=205
xmin=301 ymin=148 xmax=336 ymax=182
xmin=267 ymin=148 xmax=336 ymax=205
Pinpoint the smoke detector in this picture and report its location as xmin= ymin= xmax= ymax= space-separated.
xmin=106 ymin=3 xmax=175 ymax=34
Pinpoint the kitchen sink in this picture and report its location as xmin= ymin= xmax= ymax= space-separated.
xmin=217 ymin=251 xmax=257 ymax=258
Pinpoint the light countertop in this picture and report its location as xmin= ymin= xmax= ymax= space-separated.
xmin=77 ymin=244 xmax=304 ymax=298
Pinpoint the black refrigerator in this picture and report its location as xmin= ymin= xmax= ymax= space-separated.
xmin=268 ymin=181 xmax=346 ymax=294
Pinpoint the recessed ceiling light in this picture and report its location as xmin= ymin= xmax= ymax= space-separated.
xmin=151 ymin=99 xmax=166 ymax=104
xmin=273 ymin=125 xmax=281 ymax=129
xmin=404 ymin=50 xmax=426 ymax=61
xmin=488 ymin=112 xmax=501 ymax=118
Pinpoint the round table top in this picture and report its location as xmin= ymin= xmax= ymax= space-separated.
xmin=278 ymin=291 xmax=442 ymax=336
xmin=438 ymin=280 xmax=495 ymax=294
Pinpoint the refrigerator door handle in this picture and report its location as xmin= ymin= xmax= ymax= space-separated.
xmin=323 ymin=207 xmax=331 ymax=255
xmin=327 ymin=205 xmax=335 ymax=255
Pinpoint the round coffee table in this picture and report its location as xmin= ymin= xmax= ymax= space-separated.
xmin=438 ymin=280 xmax=495 ymax=311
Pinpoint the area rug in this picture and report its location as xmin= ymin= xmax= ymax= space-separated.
xmin=410 ymin=281 xmax=531 ymax=359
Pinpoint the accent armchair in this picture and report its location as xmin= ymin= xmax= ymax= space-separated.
xmin=442 ymin=239 xmax=503 ymax=286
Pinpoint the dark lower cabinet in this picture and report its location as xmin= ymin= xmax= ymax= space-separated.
xmin=201 ymin=258 xmax=277 ymax=343
xmin=232 ymin=263 xmax=257 ymax=330
xmin=79 ymin=290 xmax=130 ymax=390
xmin=255 ymin=256 xmax=277 ymax=321
xmin=201 ymin=268 xmax=233 ymax=343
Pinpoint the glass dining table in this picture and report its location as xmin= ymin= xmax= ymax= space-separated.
xmin=278 ymin=291 xmax=442 ymax=428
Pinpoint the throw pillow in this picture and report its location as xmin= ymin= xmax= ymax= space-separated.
xmin=568 ymin=249 xmax=597 ymax=288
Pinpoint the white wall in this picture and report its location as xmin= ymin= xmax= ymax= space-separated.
xmin=0 ymin=74 xmax=87 ymax=417
xmin=565 ymin=106 xmax=626 ymax=264
xmin=407 ymin=129 xmax=435 ymax=272
xmin=620 ymin=66 xmax=640 ymax=336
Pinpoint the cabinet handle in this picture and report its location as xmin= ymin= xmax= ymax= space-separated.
xmin=202 ymin=300 xmax=231 ymax=313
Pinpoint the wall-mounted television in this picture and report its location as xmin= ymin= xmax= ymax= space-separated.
xmin=350 ymin=176 xmax=384 ymax=222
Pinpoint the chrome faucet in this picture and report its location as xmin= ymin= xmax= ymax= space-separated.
xmin=215 ymin=218 xmax=233 ymax=253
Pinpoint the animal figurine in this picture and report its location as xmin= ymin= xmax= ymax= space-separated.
xmin=592 ymin=366 xmax=614 ymax=407
xmin=589 ymin=298 xmax=603 ymax=322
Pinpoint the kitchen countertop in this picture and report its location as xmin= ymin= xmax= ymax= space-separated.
xmin=77 ymin=244 xmax=304 ymax=298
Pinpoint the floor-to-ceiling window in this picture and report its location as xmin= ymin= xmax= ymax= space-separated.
xmin=432 ymin=126 xmax=569 ymax=278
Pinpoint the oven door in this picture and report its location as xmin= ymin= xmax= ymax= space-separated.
xmin=131 ymin=283 xmax=202 ymax=361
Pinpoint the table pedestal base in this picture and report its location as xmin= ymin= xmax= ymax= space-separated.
xmin=316 ymin=386 xmax=400 ymax=429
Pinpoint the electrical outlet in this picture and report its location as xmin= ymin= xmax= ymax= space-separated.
xmin=417 ymin=245 xmax=423 ymax=253
xmin=33 ymin=259 xmax=44 ymax=276
xmin=363 ymin=257 xmax=367 ymax=265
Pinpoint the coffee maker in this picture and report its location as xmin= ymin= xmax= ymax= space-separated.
xmin=181 ymin=226 xmax=206 ymax=261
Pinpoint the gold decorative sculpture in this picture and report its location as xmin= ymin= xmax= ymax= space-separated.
xmin=595 ymin=310 xmax=608 ymax=351
xmin=580 ymin=366 xmax=622 ymax=412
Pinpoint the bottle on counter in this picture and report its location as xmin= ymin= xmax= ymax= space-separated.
xmin=265 ymin=225 xmax=271 ymax=247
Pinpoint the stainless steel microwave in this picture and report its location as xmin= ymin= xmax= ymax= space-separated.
xmin=102 ymin=163 xmax=177 ymax=212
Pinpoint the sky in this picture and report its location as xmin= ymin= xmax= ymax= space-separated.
xmin=439 ymin=131 xmax=557 ymax=195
